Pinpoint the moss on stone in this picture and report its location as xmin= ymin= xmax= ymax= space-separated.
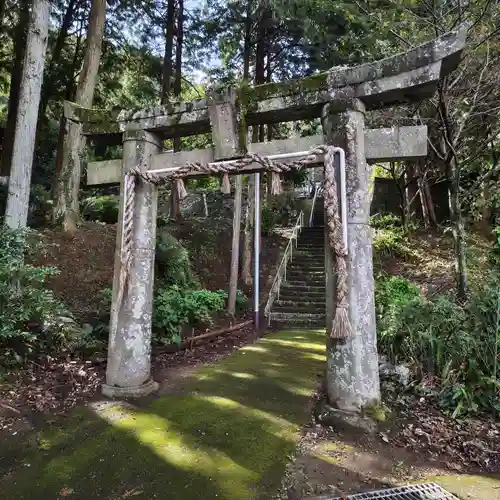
xmin=247 ymin=73 xmax=329 ymax=103
xmin=362 ymin=400 xmax=389 ymax=422
xmin=0 ymin=329 xmax=326 ymax=500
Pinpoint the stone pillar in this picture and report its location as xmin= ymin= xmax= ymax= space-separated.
xmin=322 ymin=99 xmax=380 ymax=412
xmin=102 ymin=129 xmax=162 ymax=398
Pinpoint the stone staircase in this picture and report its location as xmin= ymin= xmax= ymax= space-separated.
xmin=268 ymin=199 xmax=326 ymax=328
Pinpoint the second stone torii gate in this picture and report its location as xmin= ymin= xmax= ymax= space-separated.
xmin=66 ymin=27 xmax=466 ymax=413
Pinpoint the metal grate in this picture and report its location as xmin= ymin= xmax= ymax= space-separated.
xmin=332 ymin=483 xmax=458 ymax=500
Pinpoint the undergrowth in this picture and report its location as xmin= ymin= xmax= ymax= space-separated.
xmin=376 ymin=274 xmax=500 ymax=417
xmin=0 ymin=228 xmax=84 ymax=366
xmin=371 ymin=214 xmax=420 ymax=261
xmin=94 ymin=231 xmax=249 ymax=346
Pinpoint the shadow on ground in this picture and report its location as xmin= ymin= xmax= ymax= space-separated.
xmin=1 ymin=329 xmax=333 ymax=500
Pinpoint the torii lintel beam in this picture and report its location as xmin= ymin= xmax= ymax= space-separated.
xmin=64 ymin=27 xmax=466 ymax=142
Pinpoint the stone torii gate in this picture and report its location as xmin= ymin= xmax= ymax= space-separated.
xmin=65 ymin=28 xmax=466 ymax=411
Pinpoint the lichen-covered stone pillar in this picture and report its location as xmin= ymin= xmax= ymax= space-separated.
xmin=102 ymin=129 xmax=162 ymax=398
xmin=322 ymin=98 xmax=380 ymax=412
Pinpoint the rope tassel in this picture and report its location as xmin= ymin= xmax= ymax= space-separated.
xmin=221 ymin=172 xmax=231 ymax=194
xmin=176 ymin=178 xmax=188 ymax=200
xmin=270 ymin=171 xmax=282 ymax=195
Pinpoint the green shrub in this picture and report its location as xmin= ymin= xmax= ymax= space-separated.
xmin=490 ymin=226 xmax=500 ymax=265
xmin=371 ymin=213 xmax=402 ymax=229
xmin=215 ymin=288 xmax=249 ymax=312
xmin=155 ymin=231 xmax=195 ymax=288
xmin=373 ymin=228 xmax=413 ymax=259
xmin=81 ymin=195 xmax=119 ymax=223
xmin=376 ymin=275 xmax=420 ymax=317
xmin=0 ymin=228 xmax=81 ymax=364
xmin=98 ymin=286 xmax=248 ymax=345
xmin=153 ymin=286 xmax=226 ymax=345
xmin=261 ymin=206 xmax=278 ymax=236
xmin=376 ymin=275 xmax=500 ymax=417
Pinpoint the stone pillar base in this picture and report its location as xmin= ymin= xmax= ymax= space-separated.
xmin=102 ymin=379 xmax=159 ymax=399
xmin=315 ymin=403 xmax=377 ymax=434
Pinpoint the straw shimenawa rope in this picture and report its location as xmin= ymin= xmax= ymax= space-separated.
xmin=323 ymin=147 xmax=353 ymax=340
xmin=116 ymin=146 xmax=353 ymax=339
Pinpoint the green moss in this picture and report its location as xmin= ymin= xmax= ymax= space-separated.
xmin=424 ymin=475 xmax=500 ymax=499
xmin=362 ymin=400 xmax=389 ymax=422
xmin=247 ymin=73 xmax=329 ymax=103
xmin=0 ymin=329 xmax=326 ymax=500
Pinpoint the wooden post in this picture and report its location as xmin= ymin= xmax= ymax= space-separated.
xmin=207 ymin=90 xmax=245 ymax=316
xmin=102 ymin=129 xmax=162 ymax=398
xmin=228 ymin=175 xmax=243 ymax=316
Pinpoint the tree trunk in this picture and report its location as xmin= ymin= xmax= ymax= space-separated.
xmin=161 ymin=0 xmax=175 ymax=104
xmin=448 ymin=156 xmax=468 ymax=300
xmin=172 ymin=0 xmax=183 ymax=152
xmin=478 ymin=183 xmax=492 ymax=237
xmin=423 ymin=170 xmax=437 ymax=225
xmin=51 ymin=19 xmax=82 ymax=199
xmin=391 ymin=163 xmax=407 ymax=228
xmin=52 ymin=0 xmax=106 ymax=230
xmin=163 ymin=0 xmax=178 ymax=216
xmin=415 ymin=159 xmax=430 ymax=228
xmin=438 ymin=83 xmax=468 ymax=299
xmin=1 ymin=0 xmax=29 ymax=177
xmin=38 ymin=0 xmax=79 ymax=123
xmin=240 ymin=4 xmax=254 ymax=284
xmin=5 ymin=0 xmax=50 ymax=229
xmin=265 ymin=53 xmax=274 ymax=203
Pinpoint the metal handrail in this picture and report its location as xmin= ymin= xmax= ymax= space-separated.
xmin=264 ymin=210 xmax=304 ymax=323
xmin=308 ymin=183 xmax=324 ymax=227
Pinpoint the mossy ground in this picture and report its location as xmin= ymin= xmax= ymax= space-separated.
xmin=1 ymin=329 xmax=326 ymax=500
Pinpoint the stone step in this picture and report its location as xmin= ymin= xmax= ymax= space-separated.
xmin=289 ymin=260 xmax=324 ymax=266
xmin=288 ymin=262 xmax=324 ymax=269
xmin=287 ymin=270 xmax=324 ymax=277
xmin=281 ymin=282 xmax=325 ymax=292
xmin=273 ymin=304 xmax=325 ymax=314
xmin=268 ymin=312 xmax=326 ymax=328
xmin=298 ymin=241 xmax=324 ymax=246
xmin=288 ymin=265 xmax=324 ymax=272
xmin=299 ymin=232 xmax=324 ymax=237
xmin=284 ymin=274 xmax=324 ymax=283
xmin=292 ymin=257 xmax=324 ymax=263
xmin=293 ymin=252 xmax=324 ymax=258
xmin=296 ymin=247 xmax=324 ymax=253
xmin=296 ymin=241 xmax=323 ymax=245
xmin=275 ymin=298 xmax=325 ymax=307
xmin=294 ymin=243 xmax=325 ymax=253
xmin=278 ymin=291 xmax=325 ymax=301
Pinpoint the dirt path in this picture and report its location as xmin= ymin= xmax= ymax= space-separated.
xmin=277 ymin=392 xmax=500 ymax=500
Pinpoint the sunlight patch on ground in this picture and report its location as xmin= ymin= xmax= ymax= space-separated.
xmin=1 ymin=329 xmax=326 ymax=500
